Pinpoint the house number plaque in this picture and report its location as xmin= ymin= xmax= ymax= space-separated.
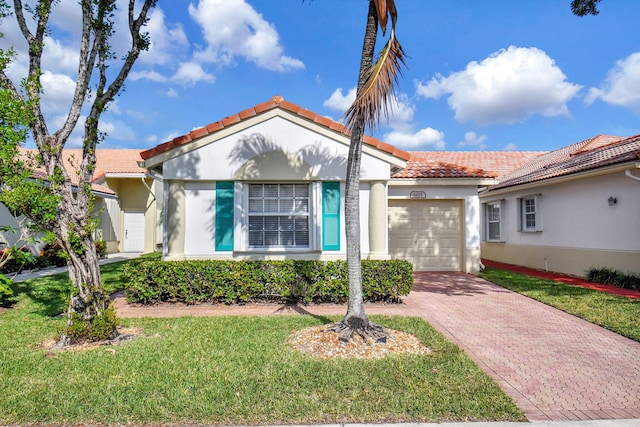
xmin=410 ymin=191 xmax=426 ymax=199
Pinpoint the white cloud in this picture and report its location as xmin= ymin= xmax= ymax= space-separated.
xmin=99 ymin=119 xmax=136 ymax=142
xmin=458 ymin=131 xmax=488 ymax=150
xmin=384 ymin=94 xmax=415 ymax=132
xmin=40 ymin=71 xmax=77 ymax=114
xmin=139 ymin=8 xmax=189 ymax=66
xmin=383 ymin=127 xmax=446 ymax=150
xmin=130 ymin=70 xmax=169 ymax=83
xmin=503 ymin=143 xmax=518 ymax=151
xmin=171 ymin=62 xmax=215 ymax=85
xmin=166 ymin=88 xmax=179 ymax=98
xmin=145 ymin=135 xmax=159 ymax=145
xmin=416 ymin=46 xmax=582 ymax=125
xmin=107 ymin=99 xmax=122 ymax=115
xmin=42 ymin=35 xmax=80 ymax=74
xmin=585 ymin=52 xmax=640 ymax=112
xmin=323 ymin=87 xmax=356 ymax=112
xmin=188 ymin=0 xmax=304 ymax=72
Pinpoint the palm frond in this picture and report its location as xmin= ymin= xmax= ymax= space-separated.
xmin=344 ymin=30 xmax=407 ymax=132
xmin=374 ymin=0 xmax=397 ymax=35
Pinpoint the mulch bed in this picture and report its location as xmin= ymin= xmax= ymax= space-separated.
xmin=288 ymin=323 xmax=432 ymax=359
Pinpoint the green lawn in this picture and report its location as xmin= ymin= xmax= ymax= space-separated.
xmin=0 ymin=260 xmax=524 ymax=426
xmin=480 ymin=267 xmax=640 ymax=342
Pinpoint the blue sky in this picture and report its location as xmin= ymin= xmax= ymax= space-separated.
xmin=2 ymin=0 xmax=640 ymax=152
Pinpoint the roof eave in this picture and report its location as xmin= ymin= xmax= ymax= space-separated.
xmin=482 ymin=161 xmax=640 ymax=197
xmin=141 ymin=107 xmax=410 ymax=170
xmin=389 ymin=177 xmax=497 ymax=186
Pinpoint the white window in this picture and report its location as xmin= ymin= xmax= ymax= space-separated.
xmin=518 ymin=196 xmax=542 ymax=232
xmin=248 ymin=183 xmax=310 ymax=248
xmin=485 ymin=202 xmax=502 ymax=241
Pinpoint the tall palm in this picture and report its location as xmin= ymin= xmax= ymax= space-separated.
xmin=335 ymin=0 xmax=406 ymax=340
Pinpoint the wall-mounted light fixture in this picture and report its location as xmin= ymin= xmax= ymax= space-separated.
xmin=608 ymin=196 xmax=617 ymax=206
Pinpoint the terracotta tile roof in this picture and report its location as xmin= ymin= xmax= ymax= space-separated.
xmin=487 ymin=134 xmax=640 ymax=191
xmin=392 ymin=151 xmax=544 ymax=179
xmin=18 ymin=148 xmax=145 ymax=196
xmin=140 ymin=95 xmax=411 ymax=162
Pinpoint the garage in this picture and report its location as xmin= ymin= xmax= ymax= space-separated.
xmin=388 ymin=199 xmax=463 ymax=271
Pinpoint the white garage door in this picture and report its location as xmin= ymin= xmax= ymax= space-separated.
xmin=388 ymin=199 xmax=462 ymax=271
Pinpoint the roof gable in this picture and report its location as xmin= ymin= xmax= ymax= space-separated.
xmin=140 ymin=95 xmax=411 ymax=166
xmin=487 ymin=134 xmax=640 ymax=191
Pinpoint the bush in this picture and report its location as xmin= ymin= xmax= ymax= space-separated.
xmin=59 ymin=305 xmax=119 ymax=343
xmin=0 ymin=273 xmax=14 ymax=307
xmin=39 ymin=243 xmax=68 ymax=267
xmin=586 ymin=267 xmax=640 ymax=291
xmin=95 ymin=240 xmax=107 ymax=258
xmin=0 ymin=246 xmax=35 ymax=274
xmin=124 ymin=259 xmax=414 ymax=305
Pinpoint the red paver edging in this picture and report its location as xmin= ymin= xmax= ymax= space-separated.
xmin=482 ymin=259 xmax=640 ymax=300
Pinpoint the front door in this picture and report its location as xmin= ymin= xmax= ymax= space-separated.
xmin=123 ymin=212 xmax=145 ymax=252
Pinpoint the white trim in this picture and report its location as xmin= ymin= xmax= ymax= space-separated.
xmin=518 ymin=195 xmax=543 ymax=232
xmin=484 ymin=201 xmax=503 ymax=242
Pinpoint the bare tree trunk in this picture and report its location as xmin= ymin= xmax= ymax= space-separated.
xmin=1 ymin=0 xmax=157 ymax=346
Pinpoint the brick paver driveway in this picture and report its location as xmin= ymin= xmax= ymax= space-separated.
xmin=115 ymin=272 xmax=640 ymax=422
xmin=408 ymin=273 xmax=640 ymax=422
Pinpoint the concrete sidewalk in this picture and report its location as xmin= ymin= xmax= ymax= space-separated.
xmin=10 ymin=252 xmax=142 ymax=282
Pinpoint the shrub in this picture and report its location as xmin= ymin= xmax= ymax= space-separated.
xmin=95 ymin=240 xmax=107 ymax=258
xmin=0 ymin=246 xmax=36 ymax=274
xmin=0 ymin=273 xmax=14 ymax=307
xmin=59 ymin=305 xmax=119 ymax=343
xmin=586 ymin=267 xmax=640 ymax=291
xmin=40 ymin=243 xmax=68 ymax=267
xmin=124 ymin=259 xmax=413 ymax=305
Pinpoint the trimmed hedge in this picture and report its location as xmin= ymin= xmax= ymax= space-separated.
xmin=124 ymin=259 xmax=413 ymax=305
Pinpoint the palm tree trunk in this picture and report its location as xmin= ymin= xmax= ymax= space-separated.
xmin=342 ymin=0 xmax=379 ymax=332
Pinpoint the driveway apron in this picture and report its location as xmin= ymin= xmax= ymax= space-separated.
xmin=408 ymin=272 xmax=640 ymax=422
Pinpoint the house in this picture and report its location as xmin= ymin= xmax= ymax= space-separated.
xmin=480 ymin=134 xmax=640 ymax=276
xmin=0 ymin=149 xmax=160 ymax=255
xmin=140 ymin=95 xmax=537 ymax=274
xmin=88 ymin=149 xmax=161 ymax=254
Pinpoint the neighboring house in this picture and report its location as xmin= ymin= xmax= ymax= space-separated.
xmin=480 ymin=134 xmax=640 ymax=276
xmin=87 ymin=149 xmax=161 ymax=253
xmin=140 ymin=96 xmax=538 ymax=274
xmin=0 ymin=148 xmax=160 ymax=255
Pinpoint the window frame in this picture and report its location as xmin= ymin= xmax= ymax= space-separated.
xmin=484 ymin=201 xmax=503 ymax=242
xmin=246 ymin=183 xmax=311 ymax=249
xmin=518 ymin=195 xmax=542 ymax=232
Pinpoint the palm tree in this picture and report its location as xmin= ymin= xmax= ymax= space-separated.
xmin=332 ymin=0 xmax=406 ymax=341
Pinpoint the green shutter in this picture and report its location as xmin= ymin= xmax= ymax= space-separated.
xmin=322 ymin=182 xmax=340 ymax=251
xmin=215 ymin=182 xmax=234 ymax=251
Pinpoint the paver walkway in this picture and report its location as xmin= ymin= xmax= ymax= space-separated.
xmin=407 ymin=273 xmax=640 ymax=422
xmin=114 ymin=271 xmax=640 ymax=423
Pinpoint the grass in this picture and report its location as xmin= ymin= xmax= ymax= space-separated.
xmin=480 ymin=267 xmax=640 ymax=342
xmin=0 ymin=259 xmax=525 ymax=425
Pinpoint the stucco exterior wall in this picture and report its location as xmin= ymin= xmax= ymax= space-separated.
xmin=175 ymin=180 xmax=377 ymax=260
xmin=0 ymin=204 xmax=45 ymax=254
xmin=388 ymin=183 xmax=483 ymax=273
xmin=481 ymin=170 xmax=640 ymax=276
xmin=103 ymin=177 xmax=158 ymax=253
xmin=162 ymin=116 xmax=393 ymax=182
